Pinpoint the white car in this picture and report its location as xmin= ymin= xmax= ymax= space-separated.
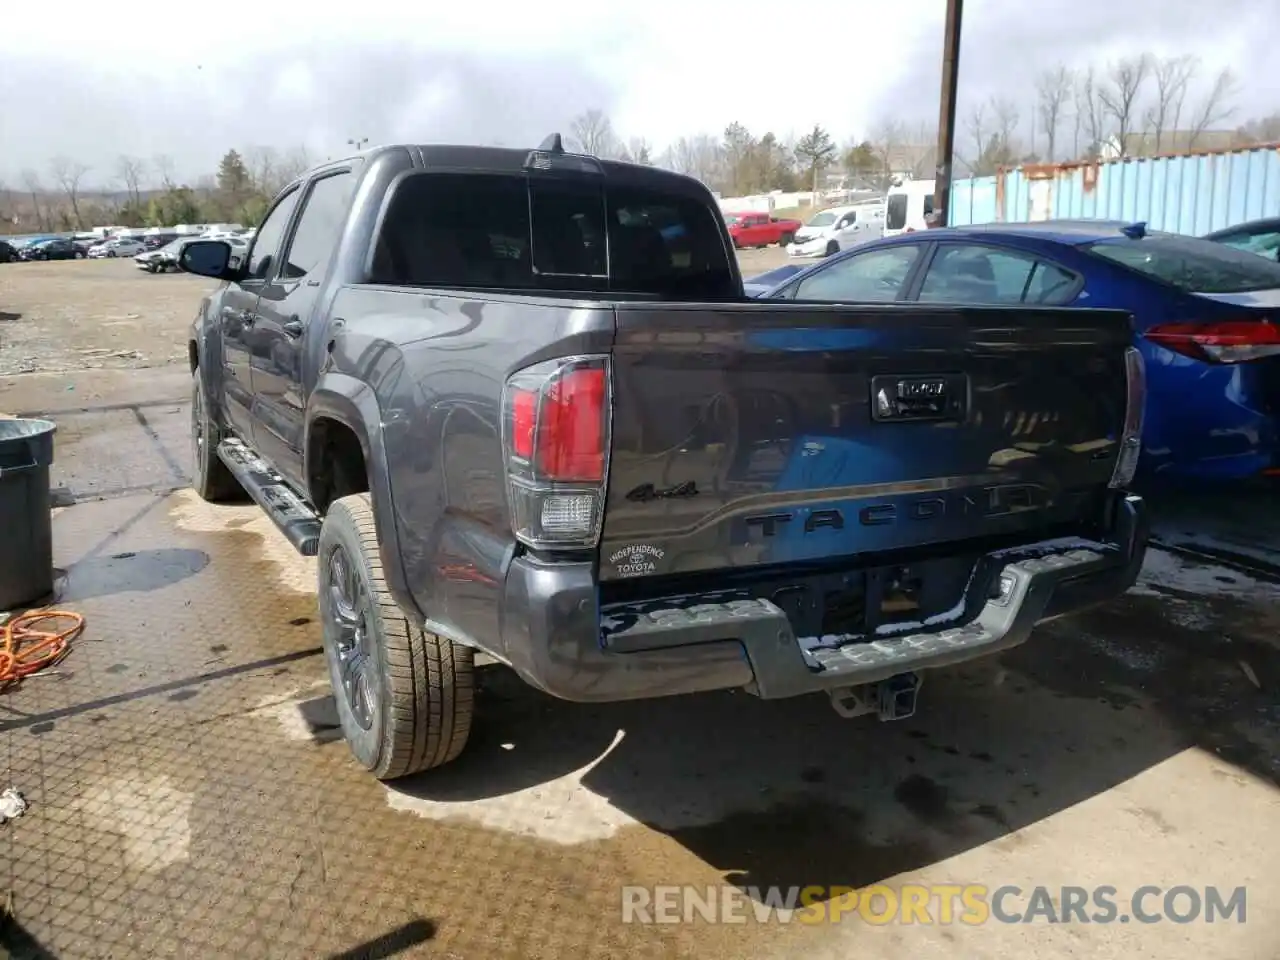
xmin=787 ymin=203 xmax=885 ymax=259
xmin=89 ymin=237 xmax=147 ymax=259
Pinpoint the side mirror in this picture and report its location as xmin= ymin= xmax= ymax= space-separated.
xmin=180 ymin=240 xmax=235 ymax=279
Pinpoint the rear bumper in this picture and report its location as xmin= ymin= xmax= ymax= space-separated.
xmin=498 ymin=494 xmax=1149 ymax=703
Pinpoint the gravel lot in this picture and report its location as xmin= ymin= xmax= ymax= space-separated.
xmin=0 ymin=259 xmax=218 ymax=377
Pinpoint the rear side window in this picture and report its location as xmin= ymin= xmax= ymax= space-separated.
xmin=1086 ymin=235 xmax=1280 ymax=293
xmin=886 ymin=194 xmax=908 ymax=230
xmin=918 ymin=244 xmax=1079 ymax=305
xmin=369 ymin=172 xmax=735 ymax=298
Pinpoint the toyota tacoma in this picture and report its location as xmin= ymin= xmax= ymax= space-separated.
xmin=182 ymin=138 xmax=1149 ymax=780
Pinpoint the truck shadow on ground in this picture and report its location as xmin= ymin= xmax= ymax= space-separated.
xmin=388 ymin=587 xmax=1278 ymax=897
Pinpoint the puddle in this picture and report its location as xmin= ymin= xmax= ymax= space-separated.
xmin=61 ymin=547 xmax=209 ymax=602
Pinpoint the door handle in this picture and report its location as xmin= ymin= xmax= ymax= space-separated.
xmin=282 ymin=317 xmax=304 ymax=338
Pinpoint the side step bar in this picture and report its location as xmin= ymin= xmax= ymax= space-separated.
xmin=216 ymin=439 xmax=322 ymax=556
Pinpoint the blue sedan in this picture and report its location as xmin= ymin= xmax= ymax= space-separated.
xmin=748 ymin=221 xmax=1280 ymax=482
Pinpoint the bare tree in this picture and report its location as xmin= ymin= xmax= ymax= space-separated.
xmin=278 ymin=146 xmax=312 ymax=184
xmin=1099 ymin=55 xmax=1152 ymax=157
xmin=49 ymin=156 xmax=90 ymax=229
xmin=962 ymin=102 xmax=987 ymax=172
xmin=621 ymin=136 xmax=653 ymax=164
xmin=896 ymin=119 xmax=938 ymax=179
xmin=1144 ymin=55 xmax=1197 ymax=154
xmin=869 ymin=118 xmax=906 ymax=185
xmin=1035 ymin=64 xmax=1073 ymax=162
xmin=991 ymin=97 xmax=1020 ymax=153
xmin=963 ymin=98 xmax=1020 ymax=174
xmin=245 ymin=146 xmax=296 ymax=197
xmin=1074 ymin=65 xmax=1108 ymax=157
xmin=662 ymin=134 xmax=723 ymax=187
xmin=1237 ymin=112 xmax=1280 ymax=144
xmin=20 ymin=170 xmax=47 ymax=231
xmin=152 ymin=153 xmax=176 ymax=190
xmin=116 ymin=155 xmax=147 ymax=211
xmin=1188 ymin=67 xmax=1239 ymax=147
xmin=568 ymin=109 xmax=616 ymax=157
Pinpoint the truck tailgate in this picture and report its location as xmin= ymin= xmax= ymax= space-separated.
xmin=599 ymin=302 xmax=1134 ymax=580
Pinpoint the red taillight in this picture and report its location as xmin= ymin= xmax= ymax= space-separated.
xmin=502 ymin=356 xmax=611 ymax=550
xmin=510 ymin=388 xmax=537 ymax=459
xmin=1145 ymin=319 xmax=1280 ymax=363
xmin=537 ymin=367 xmax=606 ymax=482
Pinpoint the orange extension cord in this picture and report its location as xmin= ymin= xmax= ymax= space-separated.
xmin=0 ymin=611 xmax=85 ymax=690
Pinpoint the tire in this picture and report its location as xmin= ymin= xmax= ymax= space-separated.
xmin=779 ymin=232 xmax=795 ymax=247
xmin=190 ymin=372 xmax=241 ymax=501
xmin=825 ymin=240 xmax=839 ymax=257
xmin=318 ymin=493 xmax=475 ymax=780
xmin=76 ymin=251 xmax=85 ymax=259
xmin=107 ymin=250 xmax=116 ymax=258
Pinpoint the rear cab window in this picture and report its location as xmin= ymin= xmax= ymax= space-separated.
xmin=369 ymin=170 xmax=736 ymax=299
xmin=1086 ymin=234 xmax=1280 ymax=293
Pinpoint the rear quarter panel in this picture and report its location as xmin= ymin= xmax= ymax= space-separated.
xmin=327 ymin=286 xmax=614 ymax=657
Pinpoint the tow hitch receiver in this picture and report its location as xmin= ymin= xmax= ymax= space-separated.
xmin=827 ymin=672 xmax=922 ymax=721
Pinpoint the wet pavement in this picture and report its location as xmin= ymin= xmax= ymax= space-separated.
xmin=0 ymin=367 xmax=1278 ymax=959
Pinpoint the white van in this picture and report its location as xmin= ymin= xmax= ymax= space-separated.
xmin=787 ymin=201 xmax=886 ymax=258
xmin=883 ymin=179 xmax=936 ymax=237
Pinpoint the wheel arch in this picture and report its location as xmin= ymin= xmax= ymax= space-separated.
xmin=307 ymin=374 xmax=423 ymax=622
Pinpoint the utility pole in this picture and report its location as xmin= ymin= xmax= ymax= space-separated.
xmin=347 ymin=137 xmax=369 ymax=151
xmin=932 ymin=0 xmax=963 ymax=226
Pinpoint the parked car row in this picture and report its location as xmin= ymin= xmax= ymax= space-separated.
xmin=12 ymin=237 xmax=89 ymax=261
xmin=87 ymin=234 xmax=179 ymax=259
xmin=136 ymin=233 xmax=249 ymax=274
xmin=744 ymin=216 xmax=1280 ymax=484
xmin=0 ymin=227 xmax=255 ymax=266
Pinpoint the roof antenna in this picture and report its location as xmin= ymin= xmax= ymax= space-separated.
xmin=537 ymin=133 xmax=565 ymax=154
xmin=1121 ymin=221 xmax=1147 ymax=239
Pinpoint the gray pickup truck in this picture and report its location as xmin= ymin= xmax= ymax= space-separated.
xmin=182 ymin=138 xmax=1150 ymax=780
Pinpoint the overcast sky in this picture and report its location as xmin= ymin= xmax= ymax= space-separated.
xmin=1 ymin=0 xmax=1276 ymax=187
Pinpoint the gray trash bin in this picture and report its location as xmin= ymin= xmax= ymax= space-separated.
xmin=0 ymin=418 xmax=57 ymax=611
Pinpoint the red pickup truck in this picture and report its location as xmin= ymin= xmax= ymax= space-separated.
xmin=724 ymin=211 xmax=803 ymax=248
